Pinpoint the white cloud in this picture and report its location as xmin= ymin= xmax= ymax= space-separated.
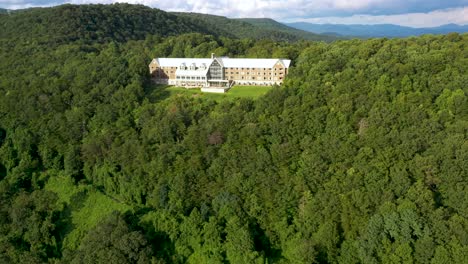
xmin=285 ymin=7 xmax=468 ymax=27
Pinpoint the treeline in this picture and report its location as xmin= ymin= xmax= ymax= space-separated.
xmin=0 ymin=5 xmax=468 ymax=262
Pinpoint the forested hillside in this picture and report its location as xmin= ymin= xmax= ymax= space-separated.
xmin=175 ymin=13 xmax=337 ymax=42
xmin=1 ymin=3 xmax=468 ymax=263
xmin=0 ymin=4 xmax=207 ymax=44
xmin=238 ymin=18 xmax=341 ymax=41
xmin=0 ymin=4 xmax=336 ymax=44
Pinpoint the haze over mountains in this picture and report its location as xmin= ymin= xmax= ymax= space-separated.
xmin=286 ymin=22 xmax=468 ymax=38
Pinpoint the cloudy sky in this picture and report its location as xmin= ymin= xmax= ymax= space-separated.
xmin=1 ymin=0 xmax=467 ymax=27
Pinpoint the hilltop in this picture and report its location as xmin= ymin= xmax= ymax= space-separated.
xmin=0 ymin=4 xmax=337 ymax=44
xmin=0 ymin=4 xmax=204 ymax=44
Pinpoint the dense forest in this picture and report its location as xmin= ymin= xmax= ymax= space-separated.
xmin=0 ymin=3 xmax=467 ymax=263
xmin=173 ymin=13 xmax=337 ymax=42
xmin=0 ymin=4 xmax=334 ymax=44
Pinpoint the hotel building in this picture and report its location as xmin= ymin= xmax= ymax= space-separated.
xmin=149 ymin=54 xmax=291 ymax=88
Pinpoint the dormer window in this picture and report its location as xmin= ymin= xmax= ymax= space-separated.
xmin=200 ymin=63 xmax=206 ymax=70
xmin=190 ymin=63 xmax=196 ymax=70
xmin=180 ymin=63 xmax=186 ymax=70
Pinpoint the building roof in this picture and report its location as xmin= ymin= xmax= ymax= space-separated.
xmin=175 ymin=68 xmax=209 ymax=77
xmin=153 ymin=57 xmax=291 ymax=69
xmin=154 ymin=58 xmax=213 ymax=68
xmin=221 ymin=58 xmax=291 ymax=68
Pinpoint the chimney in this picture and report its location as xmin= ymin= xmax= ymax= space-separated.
xmin=211 ymin=53 xmax=215 ymax=59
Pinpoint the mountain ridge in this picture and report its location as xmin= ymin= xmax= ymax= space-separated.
xmin=236 ymin=17 xmax=339 ymax=41
xmin=0 ymin=4 xmax=338 ymax=44
xmin=173 ymin=12 xmax=338 ymax=42
xmin=286 ymin=21 xmax=468 ymax=38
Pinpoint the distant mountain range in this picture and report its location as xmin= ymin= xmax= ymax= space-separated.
xmin=286 ymin=22 xmax=468 ymax=38
xmin=236 ymin=18 xmax=338 ymax=41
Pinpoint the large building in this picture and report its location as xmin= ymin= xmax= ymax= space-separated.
xmin=149 ymin=54 xmax=291 ymax=88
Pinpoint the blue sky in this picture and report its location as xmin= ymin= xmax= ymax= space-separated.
xmin=1 ymin=0 xmax=467 ymax=27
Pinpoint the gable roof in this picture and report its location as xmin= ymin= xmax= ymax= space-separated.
xmin=221 ymin=58 xmax=291 ymax=68
xmin=154 ymin=58 xmax=213 ymax=68
xmin=153 ymin=57 xmax=291 ymax=69
xmin=175 ymin=68 xmax=209 ymax=77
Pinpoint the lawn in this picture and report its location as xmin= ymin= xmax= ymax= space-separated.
xmin=148 ymin=84 xmax=274 ymax=102
xmin=227 ymin=85 xmax=273 ymax=98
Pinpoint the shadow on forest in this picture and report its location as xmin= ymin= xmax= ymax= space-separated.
xmin=144 ymin=82 xmax=173 ymax=103
xmin=251 ymin=220 xmax=283 ymax=261
xmin=55 ymin=189 xmax=88 ymax=253
xmin=0 ymin=163 xmax=6 ymax=181
xmin=129 ymin=209 xmax=177 ymax=262
xmin=0 ymin=128 xmax=5 ymax=147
